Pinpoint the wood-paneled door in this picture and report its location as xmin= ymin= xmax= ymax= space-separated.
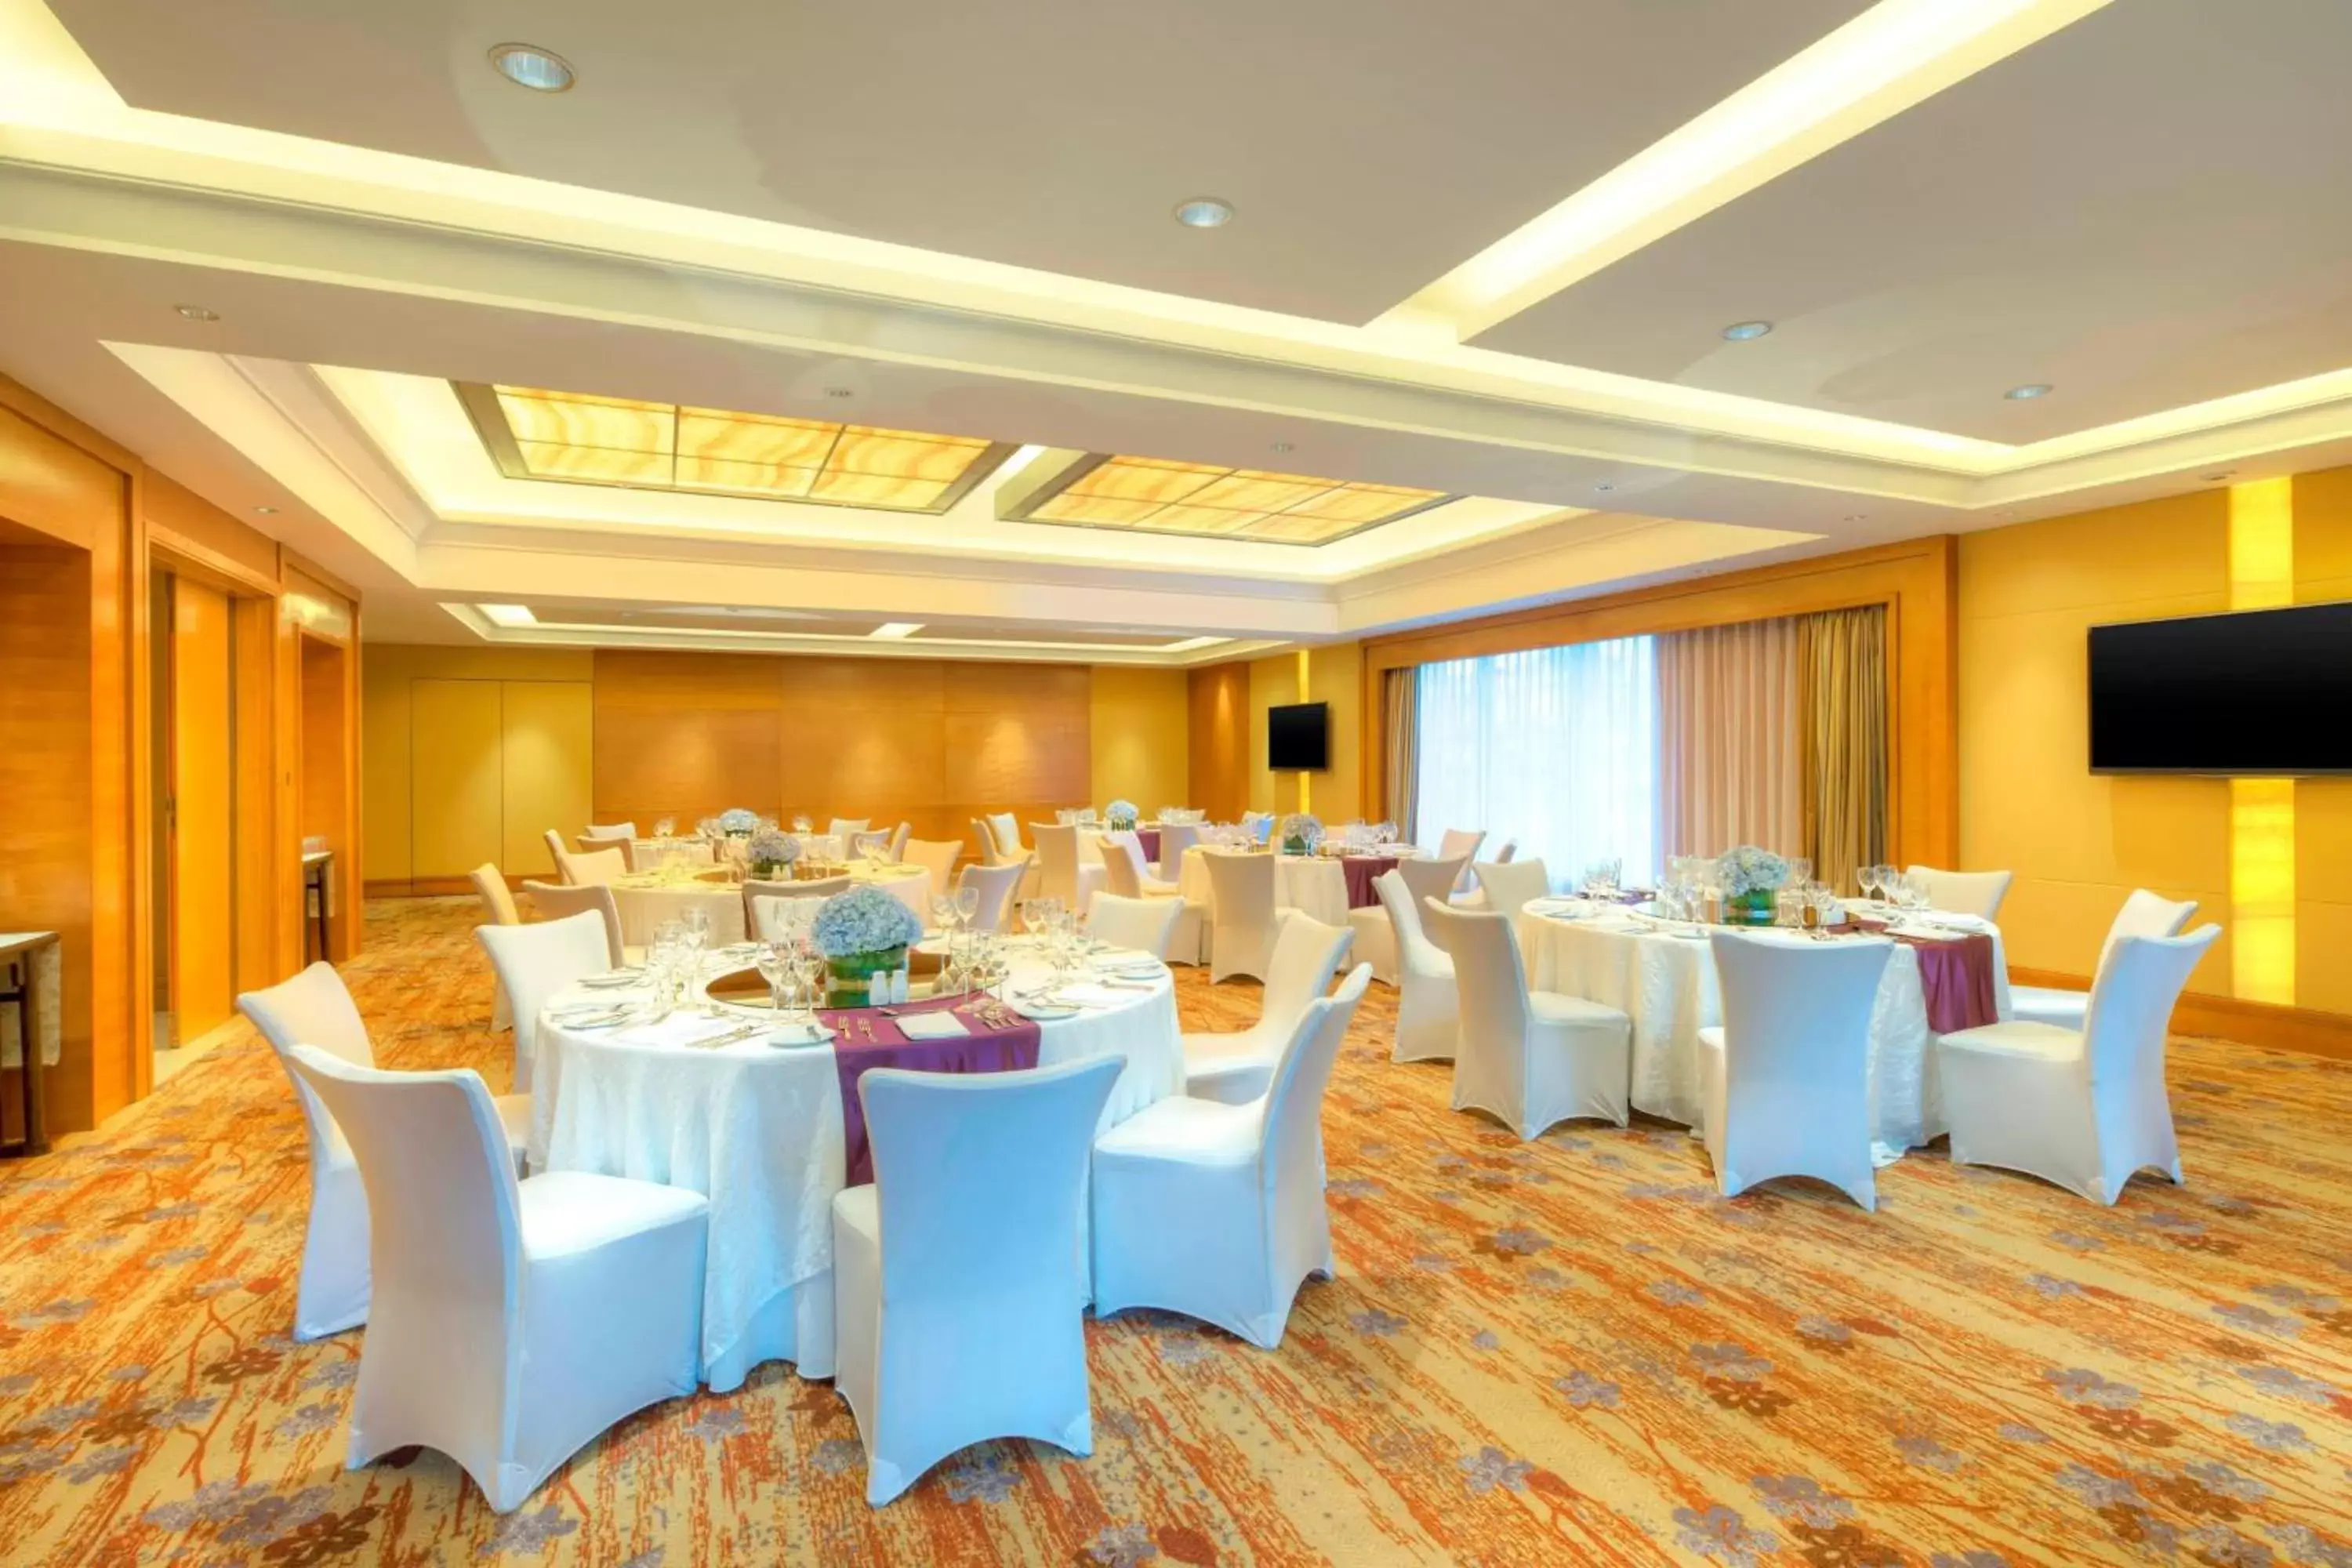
xmin=165 ymin=576 xmax=236 ymax=1043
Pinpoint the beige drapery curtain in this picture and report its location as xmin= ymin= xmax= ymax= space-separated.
xmin=1656 ymin=618 xmax=1802 ymax=858
xmin=1797 ymin=605 xmax=1888 ymax=894
xmin=1382 ymin=667 xmax=1419 ymax=834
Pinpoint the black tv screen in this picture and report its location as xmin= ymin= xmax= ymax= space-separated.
xmin=2089 ymin=601 xmax=2352 ymax=774
xmin=1269 ymin=702 xmax=1330 ymax=771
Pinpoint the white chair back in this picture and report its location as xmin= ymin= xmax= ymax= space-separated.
xmin=1397 ymin=854 xmax=1465 ymax=911
xmin=1030 ymin=822 xmax=1087 ymax=907
xmin=986 ymin=812 xmax=1025 ymax=859
xmin=903 ymin=837 xmax=963 ymax=894
xmin=1375 ymin=873 xmax=1444 ymax=978
xmin=1087 ymin=893 xmax=1182 ymax=959
xmin=1708 ymin=930 xmax=1893 ymax=1206
xmin=1904 ymin=865 xmax=2013 ymax=922
xmin=1422 ymin=901 xmax=1530 ymax=1051
xmin=1261 ymin=912 xmax=1352 ymax=1028
xmin=972 ymin=818 xmax=1009 ymax=866
xmin=2082 ymin=924 xmax=2222 ymax=1128
xmin=1155 ymin=822 xmax=1203 ymax=870
xmin=1492 ymin=839 xmax=1518 ymax=865
xmin=884 ymin=822 xmax=910 ymax=863
xmin=1436 ymin=829 xmax=1486 ymax=892
xmin=238 ymin=961 xmax=375 ymax=1160
xmin=957 ymin=861 xmax=1026 ymax=934
xmin=579 ymin=822 xmax=637 ymax=842
xmin=1258 ymin=963 xmax=1372 ymax=1182
xmin=1203 ymin=851 xmax=1280 ymax=982
xmin=2099 ymin=890 xmax=2200 ymax=971
xmin=1099 ymin=833 xmax=1149 ymax=898
xmin=827 ymin=818 xmax=869 ymax=841
xmin=470 ymin=864 xmax=521 ymax=927
xmin=520 ymin=881 xmax=626 ymax=967
xmin=557 ymin=845 xmax=626 ymax=888
xmin=747 ymin=877 xmax=851 ymax=941
xmin=477 ymin=912 xmax=612 ymax=1095
xmin=1472 ymin=857 xmax=1550 ymax=918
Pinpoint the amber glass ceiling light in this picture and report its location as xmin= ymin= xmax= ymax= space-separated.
xmin=1006 ymin=455 xmax=1449 ymax=545
xmin=456 ymin=384 xmax=1018 ymax=514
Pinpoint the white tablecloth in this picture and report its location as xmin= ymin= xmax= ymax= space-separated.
xmin=1176 ymin=846 xmax=1417 ymax=927
xmin=1523 ymin=905 xmax=2013 ymax=1164
xmin=527 ymin=949 xmax=1185 ymax=1388
xmin=610 ymin=873 xmax=746 ymax=946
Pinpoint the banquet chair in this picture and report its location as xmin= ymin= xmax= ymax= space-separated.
xmin=520 ymin=881 xmax=629 ymax=967
xmin=236 ymin=963 xmax=533 ymax=1341
xmin=1346 ymin=853 xmax=1465 ymax=984
xmin=1182 ymin=912 xmax=1352 ymax=1104
xmin=1471 ymin=857 xmax=1552 ymax=938
xmin=834 ymin=1056 xmax=1122 ymax=1505
xmin=1697 ymin=931 xmax=1894 ymax=1210
xmin=746 ymin=876 xmax=851 ymax=941
xmin=1904 ymin=865 xmax=2014 ymax=922
xmin=1939 ymin=924 xmax=2220 ymax=1205
xmin=1435 ymin=829 xmax=1487 ymax=895
xmin=542 ymin=829 xmax=569 ymax=875
xmin=984 ymin=811 xmax=1025 ymax=862
xmin=1450 ymin=838 xmax=1516 ymax=908
xmin=1093 ymin=965 xmax=1371 ymax=1349
xmin=1424 ymin=900 xmax=1630 ymax=1140
xmin=1087 ymin=894 xmax=1184 ymax=960
xmin=902 ymin=838 xmax=964 ymax=902
xmin=1154 ymin=821 xmax=1203 ymax=878
xmin=477 ymin=912 xmax=612 ymax=1097
xmin=827 ymin=818 xmax=870 ymax=841
xmin=957 ymin=862 xmax=1026 ymax=934
xmin=883 ymin=822 xmax=910 ymax=863
xmin=1203 ymin=849 xmax=1282 ymax=984
xmin=470 ymin=864 xmax=521 ymax=1031
xmin=285 ymin=1047 xmax=706 ymax=1513
xmin=1101 ymin=833 xmax=1204 ymax=964
xmin=579 ymin=822 xmax=637 ymax=843
xmin=1374 ymin=870 xmax=1457 ymax=1062
xmin=1029 ymin=822 xmax=1106 ymax=915
xmin=2010 ymin=891 xmax=2199 ymax=1029
xmin=554 ymin=845 xmax=626 ymax=889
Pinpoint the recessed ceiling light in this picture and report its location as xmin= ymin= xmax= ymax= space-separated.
xmin=1842 ymin=513 xmax=1867 ymax=522
xmin=1173 ymin=198 xmax=1234 ymax=230
xmin=479 ymin=604 xmax=538 ymax=628
xmin=1721 ymin=321 xmax=1773 ymax=341
xmin=823 ymin=387 xmax=855 ymax=400
xmin=870 ymin=622 xmax=924 ymax=640
xmin=2203 ymin=470 xmax=2237 ymax=482
xmin=488 ymin=43 xmax=574 ymax=92
xmin=174 ymin=304 xmax=218 ymax=321
xmin=252 ymin=505 xmax=279 ymax=515
xmin=1594 ymin=482 xmax=1616 ymax=493
xmin=2004 ymin=383 xmax=2053 ymax=401
xmin=1269 ymin=441 xmax=1294 ymax=454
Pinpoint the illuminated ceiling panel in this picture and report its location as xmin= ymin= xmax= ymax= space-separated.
xmin=1012 ymin=456 xmax=1450 ymax=545
xmin=457 ymin=383 xmax=1016 ymax=514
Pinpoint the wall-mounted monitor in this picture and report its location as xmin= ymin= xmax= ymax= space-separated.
xmin=2088 ymin=601 xmax=2352 ymax=774
xmin=1268 ymin=701 xmax=1330 ymax=771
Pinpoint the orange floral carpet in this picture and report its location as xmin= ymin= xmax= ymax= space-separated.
xmin=4 ymin=898 xmax=2351 ymax=1566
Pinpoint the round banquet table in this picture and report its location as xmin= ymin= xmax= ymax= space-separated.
xmin=525 ymin=947 xmax=1184 ymax=1389
xmin=609 ymin=869 xmax=745 ymax=946
xmin=1177 ymin=845 xmax=1417 ymax=927
xmin=1521 ymin=900 xmax=2013 ymax=1165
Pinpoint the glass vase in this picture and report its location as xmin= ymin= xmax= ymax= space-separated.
xmin=826 ymin=945 xmax=908 ymax=1008
xmin=1726 ymin=888 xmax=1778 ymax=927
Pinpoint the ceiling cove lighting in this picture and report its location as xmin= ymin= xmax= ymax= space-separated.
xmin=1005 ymin=455 xmax=1450 ymax=546
xmin=2005 ymin=383 xmax=2054 ymax=401
xmin=1721 ymin=321 xmax=1773 ymax=341
xmin=479 ymin=604 xmax=538 ymax=627
xmin=1376 ymin=0 xmax=2116 ymax=340
xmin=1173 ymin=198 xmax=1234 ymax=229
xmin=869 ymin=622 xmax=924 ymax=639
xmin=488 ymin=44 xmax=575 ymax=93
xmin=455 ymin=383 xmax=1019 ymax=514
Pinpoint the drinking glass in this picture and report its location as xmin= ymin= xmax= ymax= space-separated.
xmin=792 ymin=815 xmax=812 ymax=834
xmin=1017 ymin=898 xmax=1039 ymax=935
xmin=1786 ymin=857 xmax=1812 ymax=890
xmin=955 ymin=883 xmax=980 ymax=930
xmin=756 ymin=940 xmax=789 ymax=1012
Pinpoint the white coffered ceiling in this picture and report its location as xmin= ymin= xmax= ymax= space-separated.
xmin=3 ymin=0 xmax=2349 ymax=662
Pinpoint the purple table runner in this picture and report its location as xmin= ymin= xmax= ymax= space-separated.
xmin=1136 ymin=827 xmax=1162 ymax=866
xmin=819 ymin=993 xmax=1042 ymax=1185
xmin=1853 ymin=920 xmax=2000 ymax=1034
xmin=1341 ymin=854 xmax=1405 ymax=909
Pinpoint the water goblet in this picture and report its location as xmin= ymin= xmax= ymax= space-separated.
xmin=955 ymin=883 xmax=981 ymax=931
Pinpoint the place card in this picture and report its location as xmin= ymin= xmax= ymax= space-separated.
xmin=896 ymin=1012 xmax=972 ymax=1040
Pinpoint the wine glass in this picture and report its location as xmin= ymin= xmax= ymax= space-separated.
xmin=756 ymin=940 xmax=789 ymax=1014
xmin=930 ymin=892 xmax=956 ymax=938
xmin=955 ymin=882 xmax=980 ymax=931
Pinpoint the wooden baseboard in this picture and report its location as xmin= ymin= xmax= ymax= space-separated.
xmin=2009 ymin=965 xmax=2352 ymax=1061
xmin=365 ymin=876 xmax=516 ymax=899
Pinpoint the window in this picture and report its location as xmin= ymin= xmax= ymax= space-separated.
xmin=1414 ymin=637 xmax=1659 ymax=891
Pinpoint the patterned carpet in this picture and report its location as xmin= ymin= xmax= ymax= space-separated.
xmin=3 ymin=899 xmax=2350 ymax=1566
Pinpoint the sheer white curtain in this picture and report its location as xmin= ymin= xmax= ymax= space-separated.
xmin=1414 ymin=637 xmax=1659 ymax=891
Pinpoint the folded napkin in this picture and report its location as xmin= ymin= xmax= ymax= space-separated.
xmin=896 ymin=1012 xmax=971 ymax=1040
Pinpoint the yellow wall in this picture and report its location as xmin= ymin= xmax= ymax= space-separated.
xmin=1247 ymin=641 xmax=1365 ymax=823
xmin=1087 ymin=666 xmax=1190 ymax=812
xmin=360 ymin=645 xmax=594 ymax=887
xmin=1960 ymin=467 xmax=2352 ymax=1012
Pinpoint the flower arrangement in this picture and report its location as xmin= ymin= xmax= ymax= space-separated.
xmin=1105 ymin=799 xmax=1139 ymax=830
xmin=717 ymin=807 xmax=761 ymax=837
xmin=746 ymin=826 xmax=798 ymax=877
xmin=1715 ymin=845 xmax=1789 ymax=925
xmin=1279 ymin=811 xmax=1323 ymax=855
xmin=811 ymin=885 xmax=924 ymax=960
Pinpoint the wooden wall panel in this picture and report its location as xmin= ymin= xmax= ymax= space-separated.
xmin=594 ymin=650 xmax=782 ymax=829
xmin=299 ymin=637 xmax=354 ymax=959
xmin=781 ymin=659 xmax=947 ymax=836
xmin=943 ymin=662 xmax=1090 ymax=845
xmin=408 ymin=678 xmax=503 ymax=880
xmin=1188 ymin=662 xmax=1250 ymax=823
xmin=500 ymin=682 xmax=593 ymax=877
xmin=231 ymin=597 xmax=277 ymax=993
xmin=169 ymin=578 xmax=235 ymax=1037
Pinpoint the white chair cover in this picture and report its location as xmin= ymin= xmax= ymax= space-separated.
xmin=1346 ymin=853 xmax=1465 ymax=984
xmin=1940 ymin=925 xmax=2220 ymax=1204
xmin=1087 ymin=894 xmax=1184 ymax=960
xmin=2010 ymin=890 xmax=2198 ymax=1029
xmin=1153 ymin=822 xmax=1204 ymax=877
xmin=1904 ymin=865 xmax=2014 ymax=922
xmin=833 ymin=1057 xmax=1123 ymax=1505
xmin=884 ymin=822 xmax=910 ymax=864
xmin=1472 ymin=858 xmax=1552 ymax=941
xmin=579 ymin=822 xmax=637 ymax=842
xmin=1697 ymin=931 xmax=1893 ymax=1210
xmin=520 ymin=881 xmax=627 ymax=968
xmin=1425 ymin=898 xmax=1630 ymax=1139
xmin=1436 ymin=828 xmax=1486 ymax=894
xmin=285 ymin=1047 xmax=706 ymax=1513
xmin=743 ymin=876 xmax=850 ymax=939
xmin=470 ymin=865 xmax=521 ymax=1032
xmin=1101 ymin=832 xmax=1203 ymax=962
xmin=1029 ymin=822 xmax=1104 ymax=914
xmin=1093 ymin=966 xmax=1371 ymax=1348
xmin=542 ymin=828 xmax=568 ymax=876
xmin=986 ymin=813 xmax=1025 ymax=859
xmin=1182 ymin=912 xmax=1352 ymax=1105
xmin=902 ymin=837 xmax=964 ymax=898
xmin=1374 ymin=870 xmax=1457 ymax=1063
xmin=554 ymin=845 xmax=626 ymax=888
xmin=235 ymin=964 xmax=532 ymax=1341
xmin=1203 ymin=851 xmax=1280 ymax=984
xmin=956 ymin=862 xmax=1027 ymax=934
xmin=827 ymin=818 xmax=870 ymax=841
xmin=477 ymin=913 xmax=612 ymax=1096
xmin=1451 ymin=839 xmax=1518 ymax=909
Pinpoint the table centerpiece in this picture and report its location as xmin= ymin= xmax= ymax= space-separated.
xmin=1716 ymin=845 xmax=1789 ymax=926
xmin=715 ymin=807 xmax=761 ymax=838
xmin=812 ymin=884 xmax=924 ymax=1006
xmin=747 ymin=825 xmax=798 ymax=879
xmin=1105 ymin=798 xmax=1139 ymax=832
xmin=1278 ymin=811 xmax=1322 ymax=856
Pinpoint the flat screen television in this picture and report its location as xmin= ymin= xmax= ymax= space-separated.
xmin=2088 ymin=601 xmax=2352 ymax=774
xmin=1268 ymin=701 xmax=1330 ymax=771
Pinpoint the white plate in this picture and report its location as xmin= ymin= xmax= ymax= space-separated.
xmin=766 ymin=1022 xmax=837 ymax=1047
xmin=578 ymin=971 xmax=643 ymax=989
xmin=1010 ymin=1001 xmax=1080 ymax=1021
